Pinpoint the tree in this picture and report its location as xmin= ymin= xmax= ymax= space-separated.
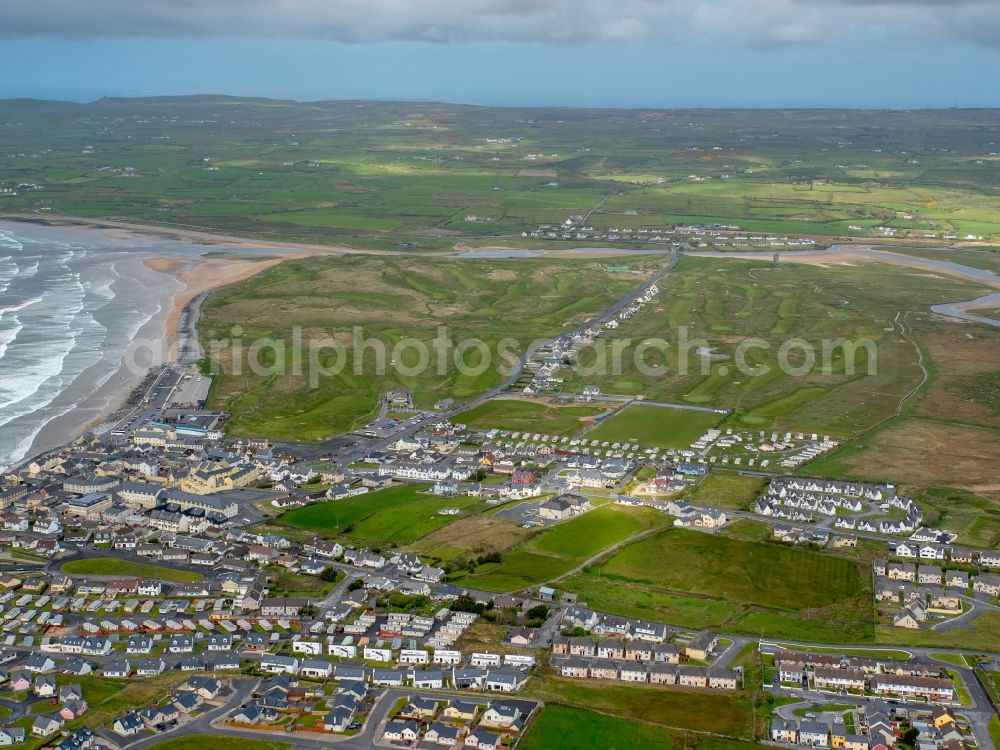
xmin=526 ymin=604 xmax=549 ymax=622
xmin=451 ymin=593 xmax=487 ymax=615
xmin=320 ymin=567 xmax=341 ymax=583
xmin=347 ymin=578 xmax=364 ymax=592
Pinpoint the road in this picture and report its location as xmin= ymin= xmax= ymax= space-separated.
xmin=317 ymin=570 xmax=362 ymax=612
xmin=321 ymin=254 xmax=678 ymax=469
xmin=132 ymin=686 xmax=538 ymax=750
xmin=118 ymin=678 xmax=260 ymax=750
xmin=759 ymin=639 xmax=997 ymax=750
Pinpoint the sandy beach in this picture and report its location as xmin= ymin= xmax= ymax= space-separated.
xmin=144 ymin=254 xmax=309 ymax=353
xmin=1 ymin=213 xmax=384 ymax=256
xmin=0 ymin=217 xmax=330 ymax=470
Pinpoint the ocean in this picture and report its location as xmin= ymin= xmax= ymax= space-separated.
xmin=0 ymin=220 xmax=195 ymax=470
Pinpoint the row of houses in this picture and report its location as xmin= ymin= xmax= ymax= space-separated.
xmin=875 ymin=560 xmax=1000 ymax=595
xmin=554 ymin=658 xmax=739 ymax=689
xmin=772 ymin=704 xmax=963 ymax=750
xmin=776 ymin=654 xmax=955 ymax=703
xmin=255 ymin=656 xmax=529 ymax=693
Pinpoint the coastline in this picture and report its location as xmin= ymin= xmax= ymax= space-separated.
xmin=144 ymin=254 xmax=307 ymax=354
xmin=0 ymin=216 xmax=323 ymax=471
xmin=6 ymin=215 xmax=1000 ymax=471
xmin=0 ymin=212 xmax=384 ymax=256
xmin=48 ymin=255 xmax=300 ymax=458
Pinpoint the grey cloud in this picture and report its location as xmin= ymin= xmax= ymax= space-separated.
xmin=0 ymin=0 xmax=997 ymax=48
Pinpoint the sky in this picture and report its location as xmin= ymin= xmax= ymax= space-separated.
xmin=1 ymin=0 xmax=998 ymax=108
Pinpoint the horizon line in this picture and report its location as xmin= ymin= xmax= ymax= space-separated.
xmin=0 ymin=93 xmax=997 ymax=112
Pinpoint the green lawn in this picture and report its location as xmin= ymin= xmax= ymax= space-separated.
xmin=930 ymin=653 xmax=973 ymax=668
xmin=876 ymin=612 xmax=1000 ymax=653
xmin=564 ymin=528 xmax=872 ymax=642
xmin=520 ymin=705 xmax=676 ymax=750
xmin=457 ymin=399 xmax=606 ymax=437
xmin=265 ymin=566 xmax=338 ymax=597
xmin=684 ymin=472 xmax=767 ymax=510
xmin=76 ymin=673 xmax=191 ymax=730
xmin=522 ymin=675 xmax=754 ymax=738
xmin=449 ymin=504 xmax=666 ymax=592
xmin=60 ymin=558 xmax=203 ymax=583
xmin=560 ymin=253 xmax=998 ymax=451
xmin=585 ymin=404 xmax=722 ymax=449
xmin=274 ymin=483 xmax=473 ymax=543
xmin=793 ymin=704 xmax=858 ymax=718
xmin=771 ymin=644 xmax=911 ymax=660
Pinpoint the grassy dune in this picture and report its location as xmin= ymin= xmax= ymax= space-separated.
xmin=199 ymin=254 xmax=654 ymax=439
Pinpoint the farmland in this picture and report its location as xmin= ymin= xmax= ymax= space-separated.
xmin=60 ymin=558 xmax=203 ymax=583
xmin=584 ymin=403 xmax=723 ymax=449
xmin=563 ymin=528 xmax=872 ymax=642
xmin=3 ymin=100 xmax=1000 ymax=247
xmin=449 ymin=504 xmax=667 ymax=592
xmin=272 ymin=483 xmax=477 ymax=544
xmin=457 ymin=398 xmax=606 ymax=437
xmin=199 ymin=253 xmax=654 ymax=439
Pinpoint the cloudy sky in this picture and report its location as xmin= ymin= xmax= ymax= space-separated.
xmin=1 ymin=0 xmax=997 ymax=106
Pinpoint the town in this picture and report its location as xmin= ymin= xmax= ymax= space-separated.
xmin=0 ymin=316 xmax=997 ymax=750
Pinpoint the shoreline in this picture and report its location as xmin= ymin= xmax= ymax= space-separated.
xmin=0 ymin=215 xmax=325 ymax=471
xmin=143 ymin=254 xmax=307 ymax=354
xmin=0 ymin=212 xmax=386 ymax=256
xmin=5 ymin=216 xmax=999 ymax=470
xmin=3 ymin=211 xmax=980 ymax=261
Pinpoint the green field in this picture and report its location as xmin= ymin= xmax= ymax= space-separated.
xmin=60 ymin=558 xmax=203 ymax=583
xmin=4 ymin=101 xmax=1000 ymax=248
xmin=520 ymin=705 xmax=676 ymax=750
xmin=523 ymin=676 xmax=754 ymax=738
xmin=449 ymin=504 xmax=667 ymax=592
xmin=584 ymin=404 xmax=723 ymax=449
xmin=199 ymin=253 xmax=653 ymax=439
xmin=564 ymin=528 xmax=872 ymax=641
xmin=4 ymin=98 xmax=998 ymax=532
xmin=274 ymin=483 xmax=476 ymax=544
xmin=771 ymin=644 xmax=911 ymax=660
xmin=683 ymin=473 xmax=767 ymax=510
xmin=876 ymin=612 xmax=1000 ymax=653
xmin=457 ymin=398 xmax=606 ymax=436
